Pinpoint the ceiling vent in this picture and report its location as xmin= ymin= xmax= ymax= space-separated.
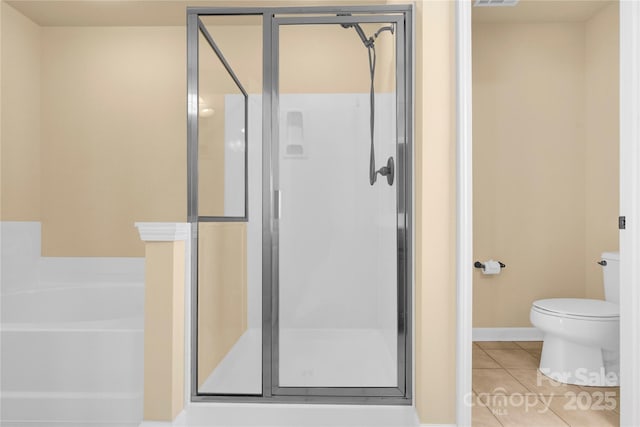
xmin=474 ymin=0 xmax=519 ymax=6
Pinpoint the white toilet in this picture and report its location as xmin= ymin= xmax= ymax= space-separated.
xmin=530 ymin=251 xmax=619 ymax=386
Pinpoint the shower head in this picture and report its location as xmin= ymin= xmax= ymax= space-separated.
xmin=338 ymin=14 xmax=372 ymax=47
xmin=337 ymin=13 xmax=394 ymax=48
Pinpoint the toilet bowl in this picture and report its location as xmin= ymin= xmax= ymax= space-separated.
xmin=530 ymin=252 xmax=620 ymax=386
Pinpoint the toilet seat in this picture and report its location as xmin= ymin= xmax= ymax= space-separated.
xmin=532 ymin=298 xmax=619 ymax=320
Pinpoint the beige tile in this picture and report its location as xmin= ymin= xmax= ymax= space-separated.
xmin=473 ymin=368 xmax=529 ymax=395
xmin=474 ymin=347 xmax=501 ymax=369
xmin=527 ymin=349 xmax=542 ymax=362
xmin=482 ymin=395 xmax=569 ymax=427
xmin=473 ymin=401 xmax=503 ymax=427
xmin=516 ymin=341 xmax=543 ymax=351
xmin=485 ymin=349 xmax=540 ymax=369
xmin=507 ymin=369 xmax=582 ymax=396
xmin=476 ymin=341 xmax=521 ymax=350
xmin=545 ymin=395 xmax=619 ymax=426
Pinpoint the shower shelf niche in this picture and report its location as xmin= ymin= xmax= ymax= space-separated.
xmin=284 ymin=110 xmax=306 ymax=159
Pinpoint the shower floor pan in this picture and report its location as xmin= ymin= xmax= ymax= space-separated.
xmin=200 ymin=328 xmax=397 ymax=394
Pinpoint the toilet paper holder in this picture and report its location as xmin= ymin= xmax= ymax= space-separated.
xmin=474 ymin=261 xmax=506 ymax=269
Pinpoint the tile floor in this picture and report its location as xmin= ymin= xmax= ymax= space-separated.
xmin=472 ymin=341 xmax=620 ymax=427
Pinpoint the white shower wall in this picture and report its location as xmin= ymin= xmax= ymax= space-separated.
xmin=227 ymin=93 xmax=397 ymax=345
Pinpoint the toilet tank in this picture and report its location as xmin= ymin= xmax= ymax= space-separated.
xmin=602 ymin=251 xmax=620 ymax=304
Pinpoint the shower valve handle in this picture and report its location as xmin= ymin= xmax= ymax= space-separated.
xmin=376 ymin=156 xmax=394 ymax=186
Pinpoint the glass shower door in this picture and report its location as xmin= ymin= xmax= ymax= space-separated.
xmin=188 ymin=14 xmax=264 ymax=397
xmin=271 ymin=15 xmax=408 ymax=396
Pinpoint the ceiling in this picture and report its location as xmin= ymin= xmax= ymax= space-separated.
xmin=472 ymin=0 xmax=614 ymax=23
xmin=6 ymin=0 xmax=615 ymax=27
xmin=6 ymin=0 xmax=387 ymax=27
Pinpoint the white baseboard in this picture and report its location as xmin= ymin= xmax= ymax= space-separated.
xmin=472 ymin=327 xmax=543 ymax=341
xmin=141 ymin=406 xmax=420 ymax=426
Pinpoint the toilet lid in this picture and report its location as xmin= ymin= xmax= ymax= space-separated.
xmin=532 ymin=298 xmax=619 ymax=318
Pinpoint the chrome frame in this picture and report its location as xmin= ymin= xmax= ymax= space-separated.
xmin=187 ymin=4 xmax=413 ymax=405
xmin=192 ymin=18 xmax=249 ymax=222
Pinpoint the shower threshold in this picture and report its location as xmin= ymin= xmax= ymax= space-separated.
xmin=200 ymin=328 xmax=397 ymax=395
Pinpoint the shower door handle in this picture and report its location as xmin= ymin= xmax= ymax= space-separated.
xmin=274 ymin=190 xmax=281 ymax=219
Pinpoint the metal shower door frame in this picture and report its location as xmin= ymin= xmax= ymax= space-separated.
xmin=187 ymin=5 xmax=413 ymax=405
xmin=268 ymin=13 xmax=411 ymax=403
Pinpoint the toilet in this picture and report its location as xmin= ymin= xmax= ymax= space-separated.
xmin=530 ymin=251 xmax=619 ymax=386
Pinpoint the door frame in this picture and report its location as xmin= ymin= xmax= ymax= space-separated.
xmin=267 ymin=12 xmax=411 ymax=401
xmin=187 ymin=4 xmax=415 ymax=405
xmin=455 ymin=1 xmax=640 ymax=425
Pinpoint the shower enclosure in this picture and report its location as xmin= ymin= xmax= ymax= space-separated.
xmin=187 ymin=5 xmax=413 ymax=404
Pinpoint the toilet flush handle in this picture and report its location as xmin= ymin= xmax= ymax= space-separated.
xmin=597 ymin=260 xmax=607 ymax=266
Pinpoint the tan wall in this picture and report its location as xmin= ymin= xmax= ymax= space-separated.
xmin=40 ymin=26 xmax=186 ymax=257
xmin=197 ymin=223 xmax=247 ymax=388
xmin=197 ymin=93 xmax=226 ymax=217
xmin=584 ymin=3 xmax=619 ymax=299
xmin=200 ymin=20 xmax=395 ymax=95
xmin=414 ymin=1 xmax=456 ymax=423
xmin=1 ymin=3 xmax=41 ymax=221
xmin=200 ymin=19 xmax=262 ymax=95
xmin=0 ymin=3 xmax=5 ymax=220
xmin=20 ymin=21 xmax=394 ymax=256
xmin=473 ymin=22 xmax=588 ymax=327
xmin=278 ymin=24 xmax=395 ymax=94
xmin=143 ymin=240 xmax=185 ymax=421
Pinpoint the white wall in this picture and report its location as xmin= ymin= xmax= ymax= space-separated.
xmin=277 ymin=93 xmax=397 ymax=337
xmin=233 ymin=93 xmax=398 ymax=344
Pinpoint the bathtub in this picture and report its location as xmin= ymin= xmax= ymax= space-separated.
xmin=1 ymin=283 xmax=144 ymax=426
